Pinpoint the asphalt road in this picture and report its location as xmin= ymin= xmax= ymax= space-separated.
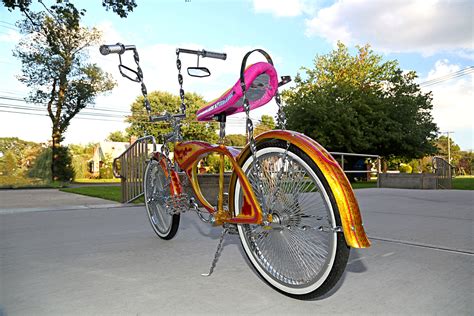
xmin=0 ymin=188 xmax=472 ymax=315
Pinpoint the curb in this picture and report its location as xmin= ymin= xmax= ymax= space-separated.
xmin=0 ymin=203 xmax=142 ymax=215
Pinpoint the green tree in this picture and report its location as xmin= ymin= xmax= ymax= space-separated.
xmin=99 ymin=153 xmax=114 ymax=179
xmin=69 ymin=143 xmax=95 ymax=179
xmin=28 ymin=147 xmax=52 ymax=180
xmin=14 ymin=2 xmax=115 ymax=180
xmin=106 ymin=130 xmax=129 ymax=142
xmin=457 ymin=151 xmax=473 ymax=175
xmin=0 ymin=137 xmax=42 ymax=167
xmin=1 ymin=151 xmax=18 ymax=176
xmin=435 ymin=135 xmax=461 ymax=163
xmin=283 ymin=42 xmax=438 ymax=159
xmin=224 ymin=134 xmax=247 ymax=147
xmin=54 ymin=146 xmax=75 ymax=181
xmin=127 ymin=91 xmax=218 ymax=144
xmin=255 ymin=114 xmax=276 ymax=135
xmin=3 ymin=0 xmax=137 ymax=18
xmin=260 ymin=114 xmax=275 ymax=129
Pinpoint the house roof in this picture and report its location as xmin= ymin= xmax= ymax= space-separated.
xmin=94 ymin=142 xmax=129 ymax=161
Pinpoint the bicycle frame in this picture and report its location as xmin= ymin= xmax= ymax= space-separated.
xmin=154 ymin=139 xmax=264 ymax=225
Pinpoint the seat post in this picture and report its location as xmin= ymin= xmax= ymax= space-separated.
xmin=213 ymin=113 xmax=227 ymax=213
xmin=214 ymin=114 xmax=226 ymax=144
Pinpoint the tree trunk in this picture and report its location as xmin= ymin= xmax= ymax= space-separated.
xmin=51 ymin=128 xmax=62 ymax=181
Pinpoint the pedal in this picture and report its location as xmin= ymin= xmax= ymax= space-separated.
xmin=201 ymin=226 xmax=228 ymax=277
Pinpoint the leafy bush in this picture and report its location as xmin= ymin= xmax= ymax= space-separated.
xmin=408 ymin=159 xmax=421 ymax=173
xmin=1 ymin=151 xmax=18 ymax=176
xmin=53 ymin=146 xmax=75 ymax=182
xmin=399 ymin=163 xmax=413 ymax=173
xmin=205 ymin=153 xmax=232 ymax=173
xmin=70 ymin=143 xmax=95 ymax=179
xmin=99 ymin=153 xmax=114 ymax=179
xmin=28 ymin=148 xmax=52 ymax=180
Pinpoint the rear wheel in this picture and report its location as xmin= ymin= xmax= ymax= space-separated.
xmin=233 ymin=139 xmax=349 ymax=299
xmin=144 ymin=158 xmax=180 ymax=240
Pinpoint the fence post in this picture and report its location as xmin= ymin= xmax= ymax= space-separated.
xmin=112 ymin=136 xmax=157 ymax=203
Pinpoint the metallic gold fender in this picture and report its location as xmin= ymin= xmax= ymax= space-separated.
xmin=230 ymin=130 xmax=371 ymax=249
xmin=152 ymin=152 xmax=182 ymax=196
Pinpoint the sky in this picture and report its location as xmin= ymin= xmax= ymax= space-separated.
xmin=0 ymin=0 xmax=473 ymax=151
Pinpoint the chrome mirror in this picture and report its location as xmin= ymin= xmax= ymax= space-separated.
xmin=187 ymin=67 xmax=211 ymax=78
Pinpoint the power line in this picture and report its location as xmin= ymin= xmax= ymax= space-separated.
xmin=0 ymin=108 xmax=126 ymax=122
xmin=0 ymin=24 xmax=18 ymax=31
xmin=0 ymin=95 xmax=263 ymax=123
xmin=0 ymin=95 xmax=132 ymax=115
xmin=0 ymin=104 xmax=257 ymax=126
xmin=0 ymin=90 xmax=27 ymax=96
xmin=420 ymin=66 xmax=474 ymax=87
xmin=0 ymin=21 xmax=18 ymax=27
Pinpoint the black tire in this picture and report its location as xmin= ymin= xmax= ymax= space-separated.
xmin=144 ymin=158 xmax=180 ymax=240
xmin=233 ymin=139 xmax=350 ymax=299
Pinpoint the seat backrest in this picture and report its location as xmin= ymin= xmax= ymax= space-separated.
xmin=196 ymin=62 xmax=278 ymax=121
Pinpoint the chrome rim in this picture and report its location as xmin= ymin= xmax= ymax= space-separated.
xmin=236 ymin=147 xmax=337 ymax=294
xmin=145 ymin=160 xmax=173 ymax=236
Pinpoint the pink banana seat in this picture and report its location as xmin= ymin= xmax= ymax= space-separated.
xmin=196 ymin=62 xmax=278 ymax=121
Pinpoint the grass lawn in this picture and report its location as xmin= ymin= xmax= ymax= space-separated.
xmin=452 ymin=176 xmax=474 ymax=190
xmin=60 ymin=186 xmax=123 ymax=203
xmin=73 ymin=178 xmax=121 ymax=184
xmin=0 ymin=176 xmax=68 ymax=189
xmin=351 ymin=181 xmax=378 ymax=189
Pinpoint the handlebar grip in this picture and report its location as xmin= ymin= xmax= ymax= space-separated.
xmin=202 ymin=50 xmax=227 ymax=60
xmin=99 ymin=43 xmax=136 ymax=55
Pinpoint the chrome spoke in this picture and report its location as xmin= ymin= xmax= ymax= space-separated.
xmin=239 ymin=147 xmax=336 ymax=289
xmin=145 ymin=160 xmax=173 ymax=235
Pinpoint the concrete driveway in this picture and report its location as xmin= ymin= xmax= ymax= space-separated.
xmin=0 ymin=188 xmax=472 ymax=315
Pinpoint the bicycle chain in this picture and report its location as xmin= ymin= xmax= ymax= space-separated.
xmin=120 ymin=48 xmax=152 ymax=134
xmin=149 ymin=51 xmax=188 ymax=210
xmin=176 ymin=51 xmax=186 ymax=114
xmin=275 ymin=90 xmax=286 ymax=130
xmin=127 ymin=49 xmax=178 ymax=207
xmin=158 ymin=52 xmax=187 ymax=190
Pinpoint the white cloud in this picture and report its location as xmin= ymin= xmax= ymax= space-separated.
xmin=426 ymin=59 xmax=461 ymax=80
xmin=252 ymin=0 xmax=315 ymax=17
xmin=421 ymin=60 xmax=473 ymax=149
xmin=305 ymin=0 xmax=473 ymax=56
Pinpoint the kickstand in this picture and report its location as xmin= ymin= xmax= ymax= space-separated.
xmin=201 ymin=226 xmax=228 ymax=277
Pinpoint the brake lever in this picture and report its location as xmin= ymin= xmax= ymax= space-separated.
xmin=278 ymin=75 xmax=292 ymax=87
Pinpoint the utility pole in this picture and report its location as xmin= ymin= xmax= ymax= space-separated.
xmin=440 ymin=131 xmax=454 ymax=164
xmin=446 ymin=131 xmax=454 ymax=164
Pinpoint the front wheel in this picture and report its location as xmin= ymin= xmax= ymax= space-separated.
xmin=144 ymin=158 xmax=180 ymax=240
xmin=233 ymin=139 xmax=350 ymax=299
